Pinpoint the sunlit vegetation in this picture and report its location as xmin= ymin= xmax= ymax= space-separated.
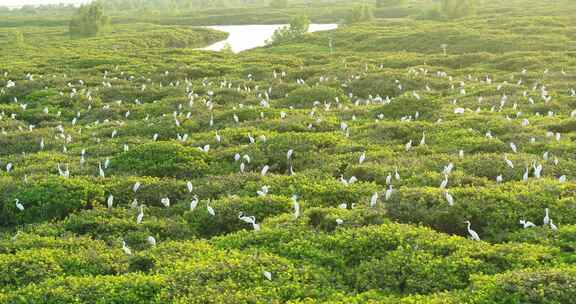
xmin=0 ymin=0 xmax=575 ymax=302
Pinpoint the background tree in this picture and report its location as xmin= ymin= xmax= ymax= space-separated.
xmin=346 ymin=2 xmax=373 ymax=24
xmin=267 ymin=15 xmax=310 ymax=45
xmin=69 ymin=2 xmax=109 ymax=38
xmin=441 ymin=0 xmax=476 ymax=19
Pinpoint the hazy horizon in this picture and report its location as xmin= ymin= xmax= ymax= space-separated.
xmin=1 ymin=0 xmax=91 ymax=8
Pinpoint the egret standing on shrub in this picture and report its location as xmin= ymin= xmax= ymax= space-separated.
xmin=465 ymin=221 xmax=480 ymax=241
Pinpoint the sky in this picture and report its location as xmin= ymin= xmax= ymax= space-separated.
xmin=0 ymin=0 xmax=91 ymax=8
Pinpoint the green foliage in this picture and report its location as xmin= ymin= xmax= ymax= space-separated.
xmin=110 ymin=142 xmax=210 ymax=178
xmin=1 ymin=0 xmax=576 ymax=302
xmin=441 ymin=0 xmax=477 ymax=20
xmin=0 ymin=177 xmax=104 ymax=226
xmin=280 ymin=85 xmax=349 ymax=108
xmin=267 ymin=15 xmax=310 ymax=45
xmin=346 ymin=2 xmax=374 ymax=24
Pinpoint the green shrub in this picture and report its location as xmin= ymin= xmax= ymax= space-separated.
xmin=0 ymin=177 xmax=104 ymax=226
xmin=110 ymin=142 xmax=210 ymax=178
xmin=279 ymin=86 xmax=349 ymax=108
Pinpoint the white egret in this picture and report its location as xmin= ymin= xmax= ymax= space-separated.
xmin=147 ymin=236 xmax=156 ymax=247
xmin=543 ymin=208 xmax=550 ymax=226
xmin=263 ymin=271 xmax=272 ymax=281
xmin=99 ymin=162 xmax=105 ymax=178
xmin=287 ymin=149 xmax=294 ymax=161
xmin=292 ymin=195 xmax=300 ymax=219
xmin=445 ymin=191 xmax=454 ymax=206
xmin=15 ymin=199 xmax=24 ymax=211
xmin=359 ymin=152 xmax=366 ymax=164
xmin=207 ymin=200 xmax=215 ymax=216
xmin=136 ymin=205 xmax=144 ymax=224
xmin=440 ymin=175 xmax=448 ymax=189
xmin=550 ymin=220 xmax=558 ymax=231
xmin=261 ymin=165 xmax=270 ymax=176
xmin=190 ymin=195 xmax=199 ymax=211
xmin=107 ymin=195 xmax=114 ymax=209
xmin=122 ymin=240 xmax=132 ymax=255
xmin=370 ymin=192 xmax=378 ymax=208
xmin=161 ymin=198 xmax=170 ymax=208
xmin=238 ymin=212 xmax=260 ymax=231
xmin=385 ymin=185 xmax=393 ymax=201
xmin=257 ymin=185 xmax=269 ymax=197
xmin=132 ymin=182 xmax=141 ymax=193
xmin=519 ymin=219 xmax=536 ymax=229
xmin=187 ymin=181 xmax=193 ymax=193
xmin=465 ymin=221 xmax=481 ymax=241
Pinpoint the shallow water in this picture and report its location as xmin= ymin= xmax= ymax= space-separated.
xmin=201 ymin=24 xmax=338 ymax=53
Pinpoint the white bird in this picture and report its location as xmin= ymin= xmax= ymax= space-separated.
xmin=465 ymin=221 xmax=481 ymax=241
xmin=550 ymin=220 xmax=558 ymax=231
xmin=15 ymin=199 xmax=24 ymax=211
xmin=559 ymin=175 xmax=567 ymax=183
xmin=207 ymin=200 xmax=215 ymax=216
xmin=131 ymin=198 xmax=139 ymax=209
xmin=263 ymin=271 xmax=272 ymax=281
xmin=520 ymin=219 xmax=536 ymax=229
xmin=238 ymin=212 xmax=260 ymax=231
xmin=543 ymin=208 xmax=550 ymax=226
xmin=132 ymin=182 xmax=141 ymax=193
xmin=257 ymin=185 xmax=269 ymax=197
xmin=335 ymin=219 xmax=344 ymax=225
xmin=523 ymin=167 xmax=529 ymax=182
xmin=121 ymin=240 xmax=132 ymax=255
xmin=370 ymin=192 xmax=378 ymax=208
xmin=385 ymin=185 xmax=393 ymax=201
xmin=99 ymin=162 xmax=105 ymax=178
xmin=440 ymin=175 xmax=448 ymax=189
xmin=533 ymin=163 xmax=543 ymax=179
xmin=405 ymin=140 xmax=413 ymax=151
xmin=190 ymin=195 xmax=199 ymax=211
xmin=445 ymin=191 xmax=454 ymax=206
xmin=496 ymin=175 xmax=503 ymax=183
xmin=292 ymin=195 xmax=300 ymax=219
xmin=287 ymin=149 xmax=294 ymax=161
xmin=160 ymin=198 xmax=170 ymax=208
xmin=186 ymin=181 xmax=193 ymax=193
xmin=510 ymin=142 xmax=518 ymax=153
xmin=107 ymin=195 xmax=114 ymax=209
xmin=504 ymin=156 xmax=514 ymax=169
xmin=199 ymin=145 xmax=210 ymax=153
xmin=136 ymin=205 xmax=144 ymax=224
xmin=261 ymin=165 xmax=270 ymax=176
xmin=359 ymin=152 xmax=366 ymax=164
xmin=147 ymin=236 xmax=156 ymax=247
xmin=340 ymin=175 xmax=357 ymax=186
